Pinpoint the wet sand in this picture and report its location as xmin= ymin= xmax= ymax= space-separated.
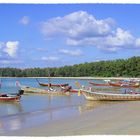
xmin=4 ymin=101 xmax=140 ymax=136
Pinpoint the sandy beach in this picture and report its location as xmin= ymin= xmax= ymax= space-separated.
xmin=4 ymin=100 xmax=140 ymax=136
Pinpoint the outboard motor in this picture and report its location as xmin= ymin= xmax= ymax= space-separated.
xmin=65 ymin=86 xmax=72 ymax=92
xmin=17 ymin=90 xmax=24 ymax=96
xmin=64 ymin=84 xmax=69 ymax=86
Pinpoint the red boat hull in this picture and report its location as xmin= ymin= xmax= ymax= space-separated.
xmin=89 ymin=82 xmax=110 ymax=87
xmin=109 ymin=82 xmax=140 ymax=88
xmin=70 ymin=89 xmax=78 ymax=93
xmin=0 ymin=96 xmax=21 ymax=102
xmin=39 ymin=82 xmax=69 ymax=87
xmin=36 ymin=79 xmax=69 ymax=87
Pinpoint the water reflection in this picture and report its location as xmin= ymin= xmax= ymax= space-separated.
xmin=78 ymin=100 xmax=105 ymax=114
xmin=0 ymin=95 xmax=73 ymax=134
xmin=0 ymin=116 xmax=23 ymax=134
xmin=0 ymin=88 xmax=130 ymax=135
xmin=0 ymin=94 xmax=128 ymax=135
xmin=0 ymin=102 xmax=24 ymax=134
xmin=78 ymin=100 xmax=126 ymax=114
xmin=0 ymin=102 xmax=23 ymax=117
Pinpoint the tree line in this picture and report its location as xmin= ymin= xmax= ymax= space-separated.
xmin=0 ymin=56 xmax=140 ymax=77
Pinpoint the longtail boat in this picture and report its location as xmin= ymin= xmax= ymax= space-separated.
xmin=89 ymin=82 xmax=110 ymax=87
xmin=69 ymin=89 xmax=78 ymax=93
xmin=16 ymin=81 xmax=70 ymax=96
xmin=36 ymin=79 xmax=69 ymax=87
xmin=19 ymin=85 xmax=71 ymax=96
xmin=0 ymin=90 xmax=24 ymax=102
xmin=81 ymin=89 xmax=140 ymax=101
xmin=21 ymin=86 xmax=48 ymax=93
xmin=108 ymin=82 xmax=140 ymax=88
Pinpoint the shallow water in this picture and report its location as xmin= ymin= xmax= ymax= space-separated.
xmin=0 ymin=78 xmax=139 ymax=134
xmin=0 ymin=78 xmax=94 ymax=134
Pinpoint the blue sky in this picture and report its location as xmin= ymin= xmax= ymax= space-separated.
xmin=0 ymin=4 xmax=140 ymax=68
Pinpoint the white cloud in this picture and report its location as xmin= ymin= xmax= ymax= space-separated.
xmin=97 ymin=28 xmax=135 ymax=52
xmin=59 ymin=49 xmax=82 ymax=56
xmin=40 ymin=10 xmax=140 ymax=53
xmin=66 ymin=28 xmax=135 ymax=51
xmin=105 ymin=28 xmax=134 ymax=47
xmin=41 ymin=56 xmax=59 ymax=61
xmin=135 ymin=38 xmax=140 ymax=47
xmin=41 ymin=11 xmax=115 ymax=39
xmin=3 ymin=41 xmax=19 ymax=57
xmin=19 ymin=16 xmax=30 ymax=25
xmin=0 ymin=41 xmax=20 ymax=58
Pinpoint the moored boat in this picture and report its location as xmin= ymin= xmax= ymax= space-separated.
xmin=22 ymin=86 xmax=71 ymax=96
xmin=108 ymin=82 xmax=140 ymax=88
xmin=20 ymin=86 xmax=48 ymax=93
xmin=0 ymin=90 xmax=24 ymax=102
xmin=69 ymin=89 xmax=78 ymax=93
xmin=89 ymin=82 xmax=110 ymax=87
xmin=18 ymin=83 xmax=71 ymax=96
xmin=81 ymin=89 xmax=140 ymax=101
xmin=36 ymin=79 xmax=69 ymax=87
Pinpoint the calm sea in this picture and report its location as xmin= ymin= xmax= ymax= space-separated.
xmin=0 ymin=77 xmax=104 ymax=134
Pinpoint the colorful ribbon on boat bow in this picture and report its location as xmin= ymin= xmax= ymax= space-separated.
xmin=78 ymin=89 xmax=81 ymax=96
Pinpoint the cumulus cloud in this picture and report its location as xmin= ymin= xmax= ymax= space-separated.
xmin=68 ymin=28 xmax=136 ymax=52
xmin=40 ymin=10 xmax=140 ymax=53
xmin=59 ymin=49 xmax=83 ymax=56
xmin=0 ymin=41 xmax=22 ymax=65
xmin=19 ymin=16 xmax=30 ymax=25
xmin=41 ymin=56 xmax=59 ymax=61
xmin=0 ymin=41 xmax=20 ymax=62
xmin=3 ymin=41 xmax=19 ymax=57
xmin=41 ymin=11 xmax=115 ymax=39
xmin=97 ymin=28 xmax=135 ymax=52
xmin=135 ymin=38 xmax=140 ymax=47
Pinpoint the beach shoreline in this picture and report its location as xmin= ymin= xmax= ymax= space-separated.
xmin=4 ymin=101 xmax=140 ymax=136
xmin=1 ymin=77 xmax=140 ymax=136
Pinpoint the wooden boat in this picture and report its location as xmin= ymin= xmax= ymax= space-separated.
xmin=20 ymin=85 xmax=71 ymax=96
xmin=20 ymin=86 xmax=48 ymax=93
xmin=0 ymin=90 xmax=24 ymax=102
xmin=47 ymin=90 xmax=70 ymax=96
xmin=23 ymin=86 xmax=71 ymax=96
xmin=16 ymin=80 xmax=45 ymax=93
xmin=89 ymin=82 xmax=110 ymax=87
xmin=36 ymin=79 xmax=69 ymax=87
xmin=69 ymin=89 xmax=78 ymax=93
xmin=108 ymin=82 xmax=140 ymax=88
xmin=0 ymin=94 xmax=20 ymax=102
xmin=81 ymin=89 xmax=140 ymax=101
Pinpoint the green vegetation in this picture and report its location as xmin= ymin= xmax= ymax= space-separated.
xmin=0 ymin=56 xmax=140 ymax=77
